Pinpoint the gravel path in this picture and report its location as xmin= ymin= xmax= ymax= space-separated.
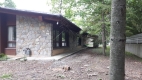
xmin=0 ymin=49 xmax=142 ymax=80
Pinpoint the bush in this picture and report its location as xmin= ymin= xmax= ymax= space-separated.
xmin=0 ymin=74 xmax=12 ymax=79
xmin=0 ymin=53 xmax=8 ymax=61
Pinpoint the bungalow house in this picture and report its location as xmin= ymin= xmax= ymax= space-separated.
xmin=0 ymin=7 xmax=83 ymax=57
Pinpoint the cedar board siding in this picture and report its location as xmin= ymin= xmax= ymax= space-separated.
xmin=0 ymin=13 xmax=16 ymax=55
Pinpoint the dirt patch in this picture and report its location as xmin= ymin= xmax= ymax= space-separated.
xmin=0 ymin=49 xmax=142 ymax=80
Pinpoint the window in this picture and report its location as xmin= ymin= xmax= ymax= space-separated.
xmin=55 ymin=30 xmax=59 ymax=47
xmin=8 ymin=26 xmax=16 ymax=47
xmin=53 ymin=30 xmax=60 ymax=48
xmin=53 ymin=28 xmax=69 ymax=48
xmin=62 ymin=32 xmax=66 ymax=47
xmin=78 ymin=37 xmax=81 ymax=46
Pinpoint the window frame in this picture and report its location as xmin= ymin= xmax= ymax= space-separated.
xmin=53 ymin=26 xmax=69 ymax=48
xmin=8 ymin=26 xmax=16 ymax=48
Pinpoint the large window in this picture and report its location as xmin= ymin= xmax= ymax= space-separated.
xmin=77 ymin=37 xmax=81 ymax=46
xmin=8 ymin=26 xmax=16 ymax=47
xmin=53 ymin=28 xmax=69 ymax=48
xmin=62 ymin=32 xmax=67 ymax=47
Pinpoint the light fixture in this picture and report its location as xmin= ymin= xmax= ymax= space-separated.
xmin=57 ymin=21 xmax=59 ymax=25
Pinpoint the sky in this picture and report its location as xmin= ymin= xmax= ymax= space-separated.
xmin=0 ymin=0 xmax=51 ymax=12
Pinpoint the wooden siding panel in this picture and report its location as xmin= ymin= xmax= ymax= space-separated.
xmin=5 ymin=48 xmax=16 ymax=55
xmin=0 ymin=13 xmax=16 ymax=55
xmin=0 ymin=14 xmax=7 ymax=53
xmin=6 ymin=14 xmax=16 ymax=26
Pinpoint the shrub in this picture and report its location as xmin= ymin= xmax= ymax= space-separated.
xmin=0 ymin=53 xmax=8 ymax=61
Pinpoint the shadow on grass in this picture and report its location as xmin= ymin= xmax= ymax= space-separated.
xmin=91 ymin=47 xmax=110 ymax=56
xmin=92 ymin=47 xmax=142 ymax=61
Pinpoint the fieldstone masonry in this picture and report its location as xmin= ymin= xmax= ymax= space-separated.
xmin=16 ymin=16 xmax=52 ymax=57
xmin=69 ymin=32 xmax=78 ymax=51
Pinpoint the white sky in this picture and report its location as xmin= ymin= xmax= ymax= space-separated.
xmin=0 ymin=0 xmax=51 ymax=12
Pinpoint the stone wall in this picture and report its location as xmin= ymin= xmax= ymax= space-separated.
xmin=69 ymin=32 xmax=78 ymax=51
xmin=16 ymin=16 xmax=52 ymax=57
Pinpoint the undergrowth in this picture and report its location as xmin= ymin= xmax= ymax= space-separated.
xmin=0 ymin=74 xmax=12 ymax=79
xmin=0 ymin=53 xmax=8 ymax=61
xmin=93 ymin=46 xmax=142 ymax=61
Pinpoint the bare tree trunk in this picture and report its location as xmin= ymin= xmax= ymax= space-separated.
xmin=109 ymin=0 xmax=126 ymax=80
xmin=102 ymin=12 xmax=106 ymax=56
xmin=102 ymin=0 xmax=106 ymax=56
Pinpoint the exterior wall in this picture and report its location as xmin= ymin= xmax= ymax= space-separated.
xmin=16 ymin=16 xmax=52 ymax=57
xmin=125 ymin=44 xmax=142 ymax=58
xmin=52 ymin=48 xmax=69 ymax=56
xmin=69 ymin=32 xmax=78 ymax=51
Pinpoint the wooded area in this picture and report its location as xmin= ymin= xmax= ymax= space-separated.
xmin=1 ymin=0 xmax=142 ymax=80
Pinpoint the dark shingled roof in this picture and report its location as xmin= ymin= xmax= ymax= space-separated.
xmin=0 ymin=7 xmax=81 ymax=32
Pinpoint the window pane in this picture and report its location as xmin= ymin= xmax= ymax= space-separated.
xmin=62 ymin=32 xmax=67 ymax=47
xmin=8 ymin=26 xmax=16 ymax=41
xmin=62 ymin=32 xmax=65 ymax=41
xmin=8 ymin=26 xmax=16 ymax=48
xmin=56 ymin=31 xmax=59 ymax=41
xmin=56 ymin=42 xmax=59 ymax=47
xmin=62 ymin=42 xmax=66 ymax=46
xmin=8 ymin=43 xmax=16 ymax=47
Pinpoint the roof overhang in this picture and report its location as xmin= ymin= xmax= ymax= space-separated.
xmin=0 ymin=7 xmax=81 ymax=32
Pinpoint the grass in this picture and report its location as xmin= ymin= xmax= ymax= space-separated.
xmin=125 ymin=51 xmax=142 ymax=61
xmin=0 ymin=53 xmax=8 ymax=61
xmin=0 ymin=74 xmax=12 ymax=79
xmin=93 ymin=46 xmax=142 ymax=60
xmin=92 ymin=47 xmax=110 ymax=56
xmin=55 ymin=74 xmax=65 ymax=79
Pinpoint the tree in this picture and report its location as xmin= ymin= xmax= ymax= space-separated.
xmin=0 ymin=0 xmax=16 ymax=8
xmin=0 ymin=2 xmax=3 ymax=6
xmin=126 ymin=0 xmax=142 ymax=36
xmin=48 ymin=0 xmax=111 ymax=55
xmin=109 ymin=0 xmax=126 ymax=80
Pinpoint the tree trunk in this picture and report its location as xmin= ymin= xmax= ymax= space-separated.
xmin=109 ymin=0 xmax=126 ymax=80
xmin=60 ymin=0 xmax=62 ymax=14
xmin=102 ymin=12 xmax=106 ymax=56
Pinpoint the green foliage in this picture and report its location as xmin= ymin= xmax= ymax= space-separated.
xmin=125 ymin=52 xmax=142 ymax=61
xmin=48 ymin=0 xmax=111 ymax=45
xmin=93 ymin=47 xmax=110 ymax=56
xmin=0 ymin=53 xmax=8 ymax=61
xmin=48 ymin=0 xmax=142 ymax=37
xmin=54 ymin=74 xmax=65 ymax=79
xmin=0 ymin=74 xmax=12 ymax=79
xmin=0 ymin=2 xmax=3 ymax=6
xmin=93 ymin=38 xmax=100 ymax=48
xmin=0 ymin=0 xmax=16 ymax=8
xmin=126 ymin=0 xmax=142 ymax=35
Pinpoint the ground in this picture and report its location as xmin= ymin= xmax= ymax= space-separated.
xmin=0 ymin=48 xmax=142 ymax=80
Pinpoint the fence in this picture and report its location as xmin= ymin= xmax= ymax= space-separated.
xmin=126 ymin=33 xmax=142 ymax=44
xmin=126 ymin=33 xmax=142 ymax=58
